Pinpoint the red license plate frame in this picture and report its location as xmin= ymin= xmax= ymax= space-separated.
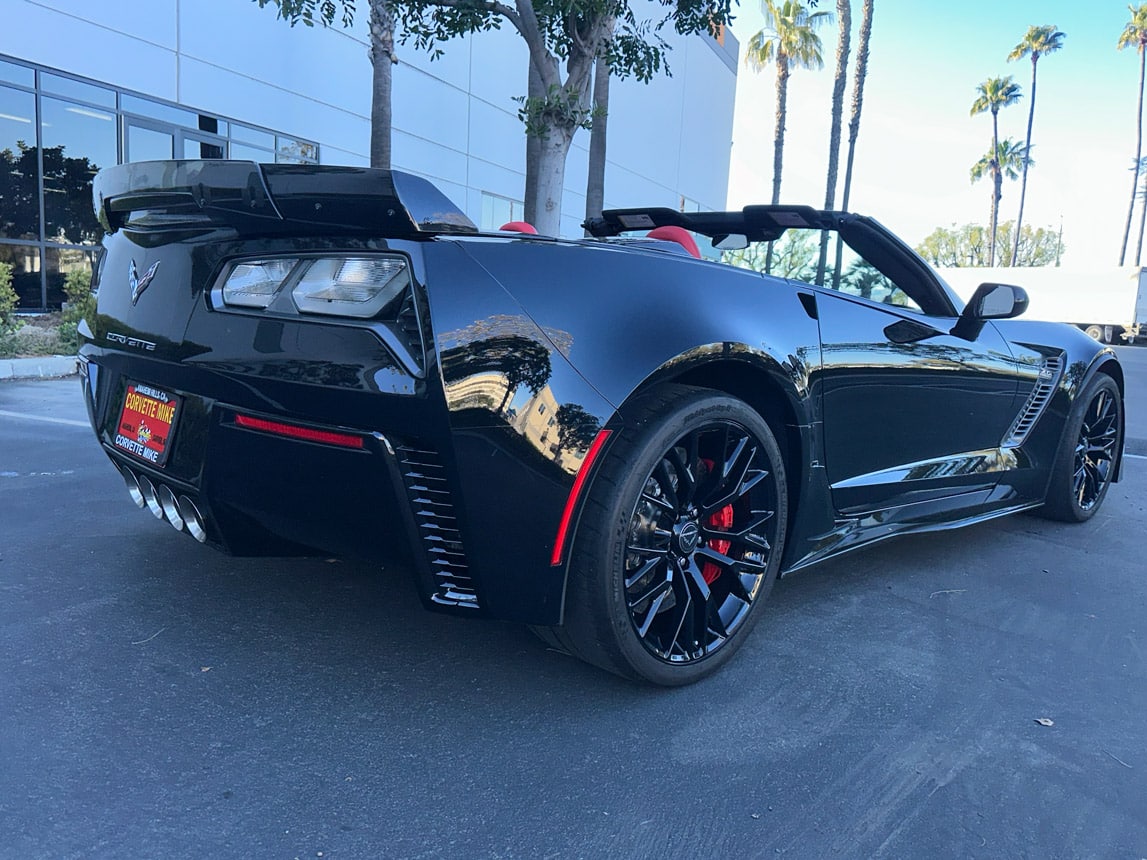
xmin=113 ymin=382 xmax=182 ymax=467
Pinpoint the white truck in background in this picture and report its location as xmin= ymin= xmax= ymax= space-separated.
xmin=935 ymin=265 xmax=1147 ymax=344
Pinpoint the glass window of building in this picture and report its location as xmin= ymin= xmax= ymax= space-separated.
xmin=40 ymin=73 xmax=116 ymax=109
xmin=41 ymin=97 xmax=116 ymax=245
xmin=0 ymin=58 xmax=34 ymax=88
xmin=0 ymin=244 xmax=42 ymax=309
xmin=45 ymin=246 xmax=97 ymax=307
xmin=480 ymin=192 xmax=523 ymax=231
xmin=0 ymin=54 xmax=318 ymax=309
xmin=0 ymin=86 xmax=39 ymax=242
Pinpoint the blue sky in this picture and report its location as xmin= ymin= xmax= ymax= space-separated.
xmin=727 ymin=0 xmax=1139 ymax=266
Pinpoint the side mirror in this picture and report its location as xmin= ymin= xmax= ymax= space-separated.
xmin=966 ymin=282 xmax=1029 ymax=320
xmin=713 ymin=233 xmax=749 ymax=251
xmin=952 ymin=282 xmax=1028 ymax=340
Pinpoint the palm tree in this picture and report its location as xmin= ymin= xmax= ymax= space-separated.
xmin=833 ymin=0 xmax=874 ymax=288
xmin=1119 ymin=4 xmax=1147 ymax=265
xmin=1007 ymin=25 xmax=1065 ymax=267
xmin=970 ymin=76 xmax=1023 ymax=266
xmin=816 ymin=0 xmax=852 ymax=286
xmin=971 ymin=138 xmax=1033 ymax=265
xmin=746 ymin=1 xmax=833 ymax=206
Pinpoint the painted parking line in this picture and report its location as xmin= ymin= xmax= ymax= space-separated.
xmin=0 ymin=409 xmax=90 ymax=428
xmin=1126 ymin=452 xmax=1147 ymax=460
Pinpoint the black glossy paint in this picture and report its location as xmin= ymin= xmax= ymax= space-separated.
xmin=79 ymin=163 xmax=1125 ymax=628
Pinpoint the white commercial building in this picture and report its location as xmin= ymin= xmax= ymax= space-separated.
xmin=0 ymin=0 xmax=738 ymax=309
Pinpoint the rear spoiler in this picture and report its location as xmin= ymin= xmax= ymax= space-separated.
xmin=93 ymin=160 xmax=477 ymax=236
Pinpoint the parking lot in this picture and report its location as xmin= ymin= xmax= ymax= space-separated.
xmin=2 ymin=348 xmax=1145 ymax=859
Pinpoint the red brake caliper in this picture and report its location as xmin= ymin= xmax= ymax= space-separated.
xmin=702 ymin=505 xmax=734 ymax=584
xmin=700 ymin=458 xmax=734 ymax=584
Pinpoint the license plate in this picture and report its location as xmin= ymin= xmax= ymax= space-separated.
xmin=113 ymin=383 xmax=181 ymax=467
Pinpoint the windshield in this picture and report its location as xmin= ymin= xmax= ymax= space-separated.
xmin=720 ymin=228 xmax=922 ymax=312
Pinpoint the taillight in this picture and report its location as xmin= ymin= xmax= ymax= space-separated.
xmin=213 ymin=254 xmax=410 ymax=319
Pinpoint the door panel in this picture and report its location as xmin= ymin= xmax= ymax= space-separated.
xmin=816 ymin=291 xmax=1022 ymax=513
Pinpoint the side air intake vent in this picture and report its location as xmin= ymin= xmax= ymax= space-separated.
xmin=1003 ymin=356 xmax=1064 ymax=447
xmin=395 ymin=444 xmax=479 ymax=609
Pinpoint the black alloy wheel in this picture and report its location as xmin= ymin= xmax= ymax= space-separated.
xmin=1040 ymin=374 xmax=1123 ymax=523
xmin=546 ymin=385 xmax=788 ymax=685
xmin=1070 ymin=383 xmax=1121 ymax=511
xmin=623 ymin=420 xmax=778 ymax=663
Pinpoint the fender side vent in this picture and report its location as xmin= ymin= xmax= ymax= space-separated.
xmin=1003 ymin=356 xmax=1063 ymax=447
xmin=395 ymin=444 xmax=479 ymax=609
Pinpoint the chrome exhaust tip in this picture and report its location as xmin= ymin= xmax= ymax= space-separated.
xmin=137 ymin=474 xmax=164 ymax=520
xmin=118 ymin=464 xmax=146 ymax=509
xmin=177 ymin=495 xmax=208 ymax=543
xmin=158 ymin=484 xmax=184 ymax=531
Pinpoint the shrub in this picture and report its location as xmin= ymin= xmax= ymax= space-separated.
xmin=57 ymin=266 xmax=97 ymax=354
xmin=0 ymin=262 xmax=17 ymax=334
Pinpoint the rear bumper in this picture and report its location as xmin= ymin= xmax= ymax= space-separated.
xmin=79 ymin=350 xmax=484 ymax=615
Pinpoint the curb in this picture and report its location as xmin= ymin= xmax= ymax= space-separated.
xmin=0 ymin=355 xmax=79 ymax=381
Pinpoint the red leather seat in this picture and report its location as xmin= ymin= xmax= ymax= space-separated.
xmin=646 ymin=225 xmax=701 ymax=259
xmin=500 ymin=221 xmax=538 ymax=234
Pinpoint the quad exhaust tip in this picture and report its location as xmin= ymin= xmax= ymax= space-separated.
xmin=118 ymin=464 xmax=209 ymax=543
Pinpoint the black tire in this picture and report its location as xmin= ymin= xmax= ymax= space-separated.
xmin=1038 ymin=374 xmax=1122 ymax=523
xmin=1084 ymin=324 xmax=1103 ymax=341
xmin=546 ymin=384 xmax=788 ymax=686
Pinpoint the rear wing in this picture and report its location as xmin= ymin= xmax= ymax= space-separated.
xmin=93 ymin=160 xmax=477 ymax=236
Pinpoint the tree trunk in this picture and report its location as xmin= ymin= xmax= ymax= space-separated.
xmin=765 ymin=55 xmax=791 ymax=274
xmin=816 ymin=0 xmax=851 ymax=286
xmin=368 ymin=0 xmax=395 ymax=170
xmin=523 ymin=60 xmax=545 ymax=226
xmin=1121 ymin=46 xmax=1145 ymax=265
xmin=771 ymin=55 xmax=790 ymax=205
xmin=534 ymin=124 xmax=575 ymax=236
xmin=834 ymin=0 xmax=873 ymax=288
xmin=1011 ymin=54 xmax=1038 ymax=266
xmin=584 ymin=53 xmax=612 ymax=232
xmin=988 ymin=108 xmax=1001 ymax=267
xmin=1138 ymin=166 xmax=1147 ymax=264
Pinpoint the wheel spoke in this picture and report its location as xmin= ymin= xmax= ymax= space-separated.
xmin=653 ymin=459 xmax=679 ymax=509
xmin=667 ymin=445 xmax=697 ymax=505
xmin=640 ymin=490 xmax=675 ymax=515
xmin=625 ymin=555 xmax=665 ymax=590
xmin=634 ymin=587 xmax=672 ymax=638
xmin=629 ymin=576 xmax=672 ymax=612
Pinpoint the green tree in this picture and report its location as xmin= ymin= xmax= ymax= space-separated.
xmin=970 ymin=76 xmax=1023 ymax=266
xmin=1007 ymin=25 xmax=1064 ymax=267
xmin=261 ymin=0 xmax=727 ymax=236
xmin=970 ymin=137 xmax=1032 ymax=251
xmin=916 ymin=221 xmax=1063 ymax=268
xmin=722 ymin=230 xmax=818 ymax=280
xmin=1119 ymin=4 xmax=1147 ymax=265
xmin=815 ymin=0 xmax=850 ymax=286
xmin=747 ymin=1 xmax=833 ymax=208
xmin=57 ymin=266 xmax=97 ymax=353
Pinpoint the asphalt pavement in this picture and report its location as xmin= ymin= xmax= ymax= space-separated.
xmin=1 ymin=351 xmax=1144 ymax=859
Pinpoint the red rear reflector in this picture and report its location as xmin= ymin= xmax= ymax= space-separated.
xmin=550 ymin=429 xmax=612 ymax=566
xmin=234 ymin=414 xmax=364 ymax=449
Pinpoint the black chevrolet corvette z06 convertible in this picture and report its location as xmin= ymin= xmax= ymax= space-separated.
xmin=78 ymin=160 xmax=1125 ymax=685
